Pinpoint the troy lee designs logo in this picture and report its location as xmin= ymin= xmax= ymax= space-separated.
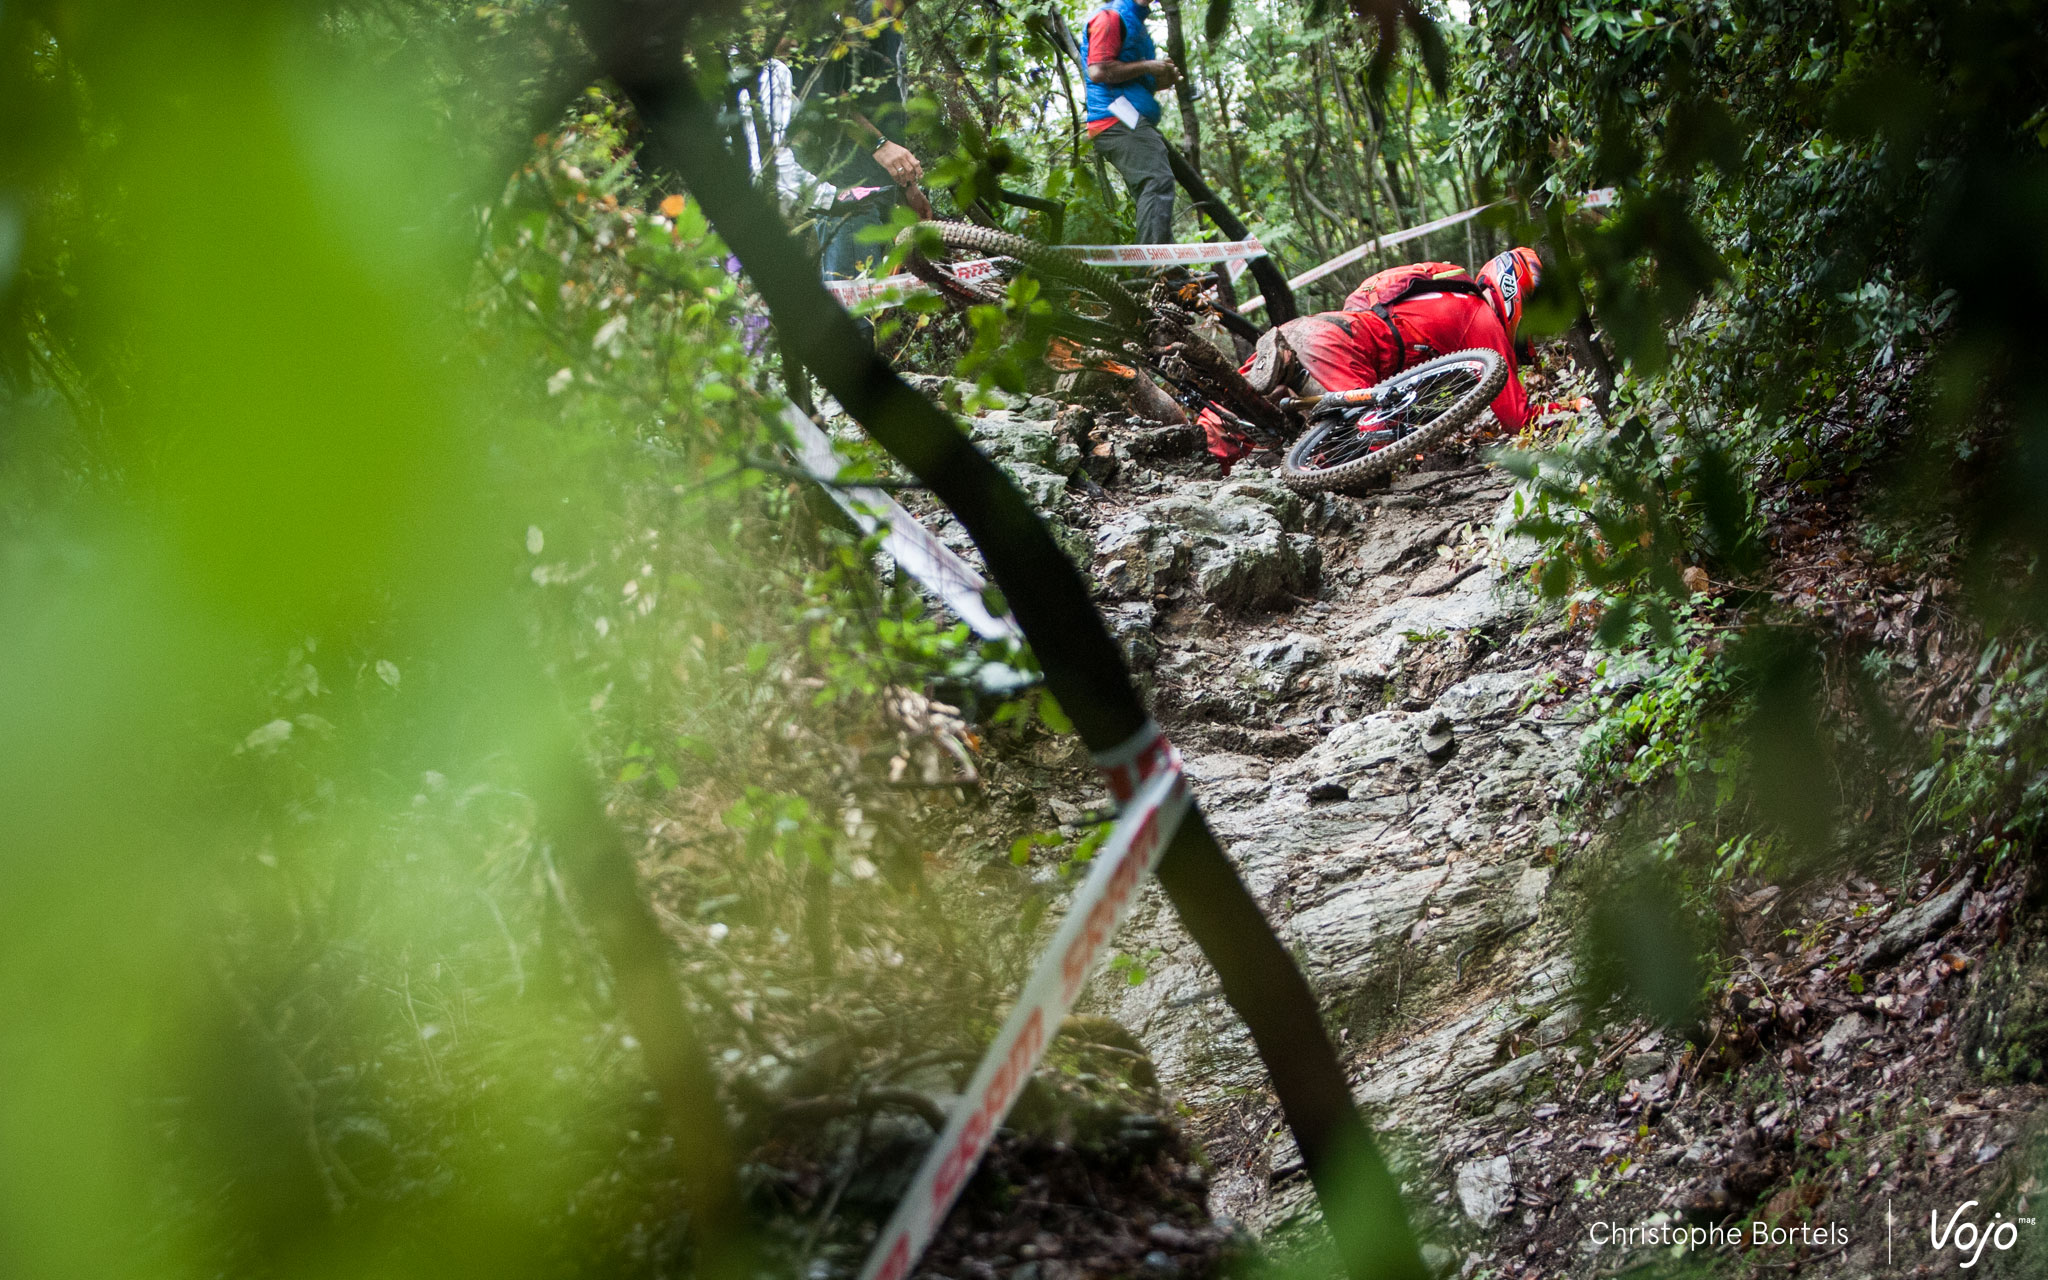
xmin=1493 ymin=253 xmax=1519 ymax=305
xmin=1929 ymin=1201 xmax=2032 ymax=1268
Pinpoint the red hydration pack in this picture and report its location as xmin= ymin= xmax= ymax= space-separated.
xmin=1341 ymin=261 xmax=1492 ymax=370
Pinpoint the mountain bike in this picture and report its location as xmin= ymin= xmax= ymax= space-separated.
xmin=894 ymin=222 xmax=1293 ymax=449
xmin=893 ymin=223 xmax=1507 ymax=482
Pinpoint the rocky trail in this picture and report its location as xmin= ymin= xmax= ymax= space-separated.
xmin=819 ymin=374 xmax=2047 ymax=1279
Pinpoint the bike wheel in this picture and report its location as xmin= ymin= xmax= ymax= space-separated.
xmin=1279 ymin=348 xmax=1507 ymax=494
xmin=895 ymin=222 xmax=1147 ymax=330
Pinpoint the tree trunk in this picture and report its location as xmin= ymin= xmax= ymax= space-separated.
xmin=1159 ymin=0 xmax=1204 ymax=172
xmin=1569 ymin=314 xmax=1618 ymax=416
xmin=1362 ymin=86 xmax=1412 ymax=219
xmin=1205 ymin=61 xmax=1257 ymax=212
xmin=1163 ymin=140 xmax=1298 ymax=323
xmin=538 ymin=751 xmax=755 ymax=1275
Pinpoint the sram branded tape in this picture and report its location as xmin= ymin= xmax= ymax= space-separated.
xmin=821 ymin=240 xmax=1268 ymax=313
xmin=1056 ymin=237 xmax=1268 ymax=266
xmin=1091 ymin=717 xmax=1182 ymax=805
xmin=855 ymin=765 xmax=1192 ymax=1280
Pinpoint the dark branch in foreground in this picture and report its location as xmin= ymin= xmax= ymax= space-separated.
xmin=566 ymin=4 xmax=1426 ymax=1276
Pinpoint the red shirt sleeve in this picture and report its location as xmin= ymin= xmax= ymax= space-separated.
xmin=1086 ymin=11 xmax=1125 ymax=64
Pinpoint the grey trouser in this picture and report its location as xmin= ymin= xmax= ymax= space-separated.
xmin=1092 ymin=119 xmax=1176 ymax=245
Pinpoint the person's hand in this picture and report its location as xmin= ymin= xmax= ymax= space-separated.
xmin=901 ymin=183 xmax=933 ymax=220
xmin=873 ymin=139 xmax=922 ymax=187
xmin=1150 ymin=58 xmax=1180 ymax=89
xmin=1533 ymin=396 xmax=1596 ymax=422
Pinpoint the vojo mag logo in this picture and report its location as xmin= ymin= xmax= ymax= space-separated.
xmin=1921 ymin=1199 xmax=2035 ymax=1269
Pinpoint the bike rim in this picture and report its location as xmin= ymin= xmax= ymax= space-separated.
xmin=1298 ymin=357 xmax=1490 ymax=472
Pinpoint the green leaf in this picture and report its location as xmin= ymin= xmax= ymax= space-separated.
xmin=1037 ymin=690 xmax=1074 ymax=735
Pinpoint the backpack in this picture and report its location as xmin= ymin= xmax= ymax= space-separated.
xmin=1341 ymin=261 xmax=1491 ymax=369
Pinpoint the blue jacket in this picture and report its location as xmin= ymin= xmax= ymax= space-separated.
xmin=1083 ymin=0 xmax=1162 ymax=127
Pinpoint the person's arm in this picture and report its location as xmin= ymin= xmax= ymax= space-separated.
xmin=1489 ymin=353 xmax=1537 ymax=431
xmin=846 ymin=111 xmax=931 ymax=216
xmin=1468 ymin=314 xmax=1591 ymax=429
xmin=1410 ymin=294 xmax=1547 ymax=431
xmin=841 ymin=22 xmax=931 ymax=214
xmin=1082 ymin=11 xmax=1178 ymax=89
xmin=1087 ymin=56 xmax=1177 ymax=88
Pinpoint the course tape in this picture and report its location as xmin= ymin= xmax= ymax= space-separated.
xmin=1238 ymin=202 xmax=1502 ymax=315
xmin=780 ymin=404 xmax=1022 ymax=641
xmin=1056 ymin=237 xmax=1267 ymax=267
xmin=824 ymin=257 xmax=1006 ymax=307
xmin=856 ymin=762 xmax=1193 ymax=1280
xmin=823 ymin=238 xmax=1266 ymax=312
xmin=832 ymin=192 xmax=1616 ymax=313
xmin=1092 ymin=717 xmax=1182 ymax=805
xmin=1237 ymin=187 xmax=1626 ymax=314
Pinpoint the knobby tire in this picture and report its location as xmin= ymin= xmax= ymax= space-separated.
xmin=897 ymin=221 xmax=1147 ymax=330
xmin=1280 ymin=348 xmax=1507 ymax=493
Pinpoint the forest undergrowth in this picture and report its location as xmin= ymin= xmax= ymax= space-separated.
xmin=6 ymin=1 xmax=2048 ymax=1279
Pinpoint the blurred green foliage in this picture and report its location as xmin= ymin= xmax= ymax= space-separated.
xmin=6 ymin=0 xmax=2046 ymax=1267
xmin=0 ymin=4 xmax=1075 ymax=1276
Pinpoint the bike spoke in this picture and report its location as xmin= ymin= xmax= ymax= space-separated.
xmin=1301 ymin=360 xmax=1487 ymax=474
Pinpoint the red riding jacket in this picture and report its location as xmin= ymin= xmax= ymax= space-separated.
xmin=1202 ymin=290 xmax=1552 ymax=467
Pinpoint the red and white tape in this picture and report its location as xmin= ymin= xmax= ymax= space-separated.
xmin=1058 ymin=237 xmax=1267 ymax=267
xmin=779 ymin=404 xmax=1021 ymax=641
xmin=1091 ymin=717 xmax=1182 ymax=805
xmin=824 ymin=238 xmax=1267 ymax=312
xmin=1238 ymin=202 xmax=1503 ymax=314
xmin=856 ymin=722 xmax=1189 ymax=1280
xmin=1238 ymin=188 xmax=1625 ymax=314
xmin=824 ymin=257 xmax=1007 ymax=307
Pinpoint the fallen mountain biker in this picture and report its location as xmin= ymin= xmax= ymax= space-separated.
xmin=1200 ymin=247 xmax=1591 ymax=469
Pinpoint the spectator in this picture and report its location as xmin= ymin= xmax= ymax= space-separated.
xmin=1083 ymin=0 xmax=1179 ymax=245
xmin=740 ymin=36 xmax=835 ymax=217
xmin=787 ymin=0 xmax=933 ymax=284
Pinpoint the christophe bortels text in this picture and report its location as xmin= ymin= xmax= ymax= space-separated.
xmin=1589 ymin=1220 xmax=1849 ymax=1253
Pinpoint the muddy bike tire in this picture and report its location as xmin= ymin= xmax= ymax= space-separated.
xmin=1279 ymin=348 xmax=1508 ymax=494
xmin=895 ymin=222 xmax=1147 ymax=330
